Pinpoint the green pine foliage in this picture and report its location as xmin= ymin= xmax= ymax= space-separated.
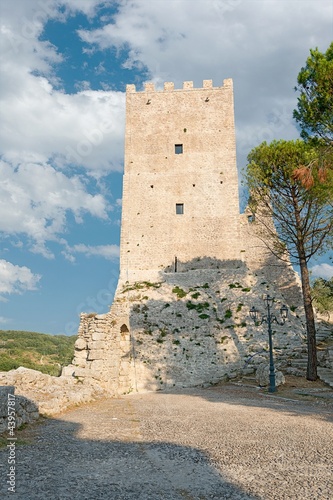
xmin=312 ymin=277 xmax=333 ymax=316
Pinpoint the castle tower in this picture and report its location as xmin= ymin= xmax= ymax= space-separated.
xmin=69 ymin=78 xmax=306 ymax=395
xmin=120 ymin=79 xmax=241 ymax=282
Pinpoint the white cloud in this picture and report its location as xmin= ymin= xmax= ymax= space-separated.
xmin=63 ymin=243 xmax=120 ymax=261
xmin=78 ymin=0 xmax=333 ymax=168
xmin=0 ymin=0 xmax=332 ymax=267
xmin=0 ymin=0 xmax=125 ymax=178
xmin=0 ymin=259 xmax=41 ymax=295
xmin=0 ymin=159 xmax=109 ymax=257
xmin=0 ymin=0 xmax=126 ymax=262
xmin=0 ymin=73 xmax=125 ymax=175
xmin=310 ymin=264 xmax=333 ymax=280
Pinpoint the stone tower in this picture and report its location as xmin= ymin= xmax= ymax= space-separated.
xmin=120 ymin=79 xmax=241 ymax=282
xmin=69 ymin=79 xmax=306 ymax=395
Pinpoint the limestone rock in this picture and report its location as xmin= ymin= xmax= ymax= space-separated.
xmin=75 ymin=338 xmax=87 ymax=350
xmin=255 ymin=364 xmax=285 ymax=387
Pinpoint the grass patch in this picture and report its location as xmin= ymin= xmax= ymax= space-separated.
xmin=228 ymin=282 xmax=242 ymax=289
xmin=224 ymin=309 xmax=232 ymax=319
xmin=186 ymin=301 xmax=210 ymax=313
xmin=172 ymin=286 xmax=187 ymax=298
xmin=122 ymin=281 xmax=161 ymax=293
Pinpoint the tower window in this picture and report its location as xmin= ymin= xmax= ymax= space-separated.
xmin=176 ymin=203 xmax=184 ymax=214
xmin=175 ymin=144 xmax=183 ymax=154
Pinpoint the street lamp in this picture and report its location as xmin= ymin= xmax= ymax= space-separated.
xmin=249 ymin=295 xmax=288 ymax=393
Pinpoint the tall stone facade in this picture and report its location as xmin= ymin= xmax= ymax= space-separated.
xmin=120 ymin=79 xmax=241 ymax=282
xmin=67 ymin=79 xmax=308 ymax=395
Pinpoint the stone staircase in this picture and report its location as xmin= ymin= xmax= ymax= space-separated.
xmin=284 ymin=322 xmax=333 ymax=387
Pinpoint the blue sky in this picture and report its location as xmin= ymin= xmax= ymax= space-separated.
xmin=0 ymin=0 xmax=332 ymax=335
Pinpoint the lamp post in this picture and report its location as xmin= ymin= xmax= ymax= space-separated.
xmin=249 ymin=295 xmax=288 ymax=393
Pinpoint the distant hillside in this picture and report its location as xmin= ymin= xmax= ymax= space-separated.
xmin=0 ymin=330 xmax=77 ymax=376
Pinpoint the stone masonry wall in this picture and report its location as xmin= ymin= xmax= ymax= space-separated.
xmin=0 ymin=386 xmax=39 ymax=435
xmin=120 ymin=79 xmax=241 ymax=282
xmin=70 ymin=256 xmax=308 ymax=395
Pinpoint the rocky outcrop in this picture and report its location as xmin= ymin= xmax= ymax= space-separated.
xmin=255 ymin=364 xmax=285 ymax=388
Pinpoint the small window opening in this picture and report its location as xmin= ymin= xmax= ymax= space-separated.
xmin=120 ymin=324 xmax=129 ymax=333
xmin=175 ymin=144 xmax=183 ymax=154
xmin=247 ymin=215 xmax=255 ymax=223
xmin=176 ymin=203 xmax=184 ymax=215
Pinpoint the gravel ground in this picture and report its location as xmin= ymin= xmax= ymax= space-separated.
xmin=0 ymin=383 xmax=332 ymax=499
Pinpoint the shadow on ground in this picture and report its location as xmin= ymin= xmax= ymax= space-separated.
xmin=0 ymin=416 xmax=259 ymax=500
xmin=160 ymin=379 xmax=333 ymax=424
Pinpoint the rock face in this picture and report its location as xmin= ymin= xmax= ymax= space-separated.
xmin=255 ymin=364 xmax=286 ymax=388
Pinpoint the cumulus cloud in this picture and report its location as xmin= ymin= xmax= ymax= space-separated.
xmin=310 ymin=264 xmax=333 ymax=280
xmin=63 ymin=243 xmax=120 ymax=262
xmin=0 ymin=159 xmax=109 ymax=257
xmin=0 ymin=0 xmax=125 ymax=262
xmin=0 ymin=71 xmax=125 ymax=175
xmin=0 ymin=0 xmax=331 ymax=286
xmin=78 ymin=0 xmax=333 ymax=167
xmin=0 ymin=260 xmax=41 ymax=295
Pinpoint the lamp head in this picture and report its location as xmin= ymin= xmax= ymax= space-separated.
xmin=264 ymin=295 xmax=274 ymax=308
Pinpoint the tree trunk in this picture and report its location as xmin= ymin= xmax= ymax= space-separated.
xmin=299 ymin=256 xmax=318 ymax=380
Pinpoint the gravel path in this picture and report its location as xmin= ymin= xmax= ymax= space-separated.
xmin=0 ymin=384 xmax=332 ymax=499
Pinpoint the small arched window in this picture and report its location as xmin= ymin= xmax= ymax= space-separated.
xmin=120 ymin=324 xmax=129 ymax=333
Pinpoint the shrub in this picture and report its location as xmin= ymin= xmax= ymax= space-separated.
xmin=172 ymin=286 xmax=187 ymax=298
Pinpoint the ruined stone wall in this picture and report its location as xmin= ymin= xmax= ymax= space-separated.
xmin=69 ymin=263 xmax=308 ymax=395
xmin=120 ymin=79 xmax=241 ymax=282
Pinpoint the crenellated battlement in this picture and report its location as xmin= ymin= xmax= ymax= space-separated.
xmin=126 ymin=78 xmax=233 ymax=93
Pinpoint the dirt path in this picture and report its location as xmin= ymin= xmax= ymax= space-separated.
xmin=0 ymin=384 xmax=332 ymax=499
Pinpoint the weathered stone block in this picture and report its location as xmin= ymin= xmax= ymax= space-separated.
xmin=255 ymin=364 xmax=285 ymax=387
xmin=87 ymin=349 xmax=105 ymax=361
xmin=92 ymin=332 xmax=106 ymax=341
xmin=87 ymin=340 xmax=105 ymax=350
xmin=75 ymin=338 xmax=87 ymax=350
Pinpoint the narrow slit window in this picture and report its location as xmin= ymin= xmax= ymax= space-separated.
xmin=175 ymin=144 xmax=183 ymax=154
xmin=176 ymin=203 xmax=184 ymax=215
